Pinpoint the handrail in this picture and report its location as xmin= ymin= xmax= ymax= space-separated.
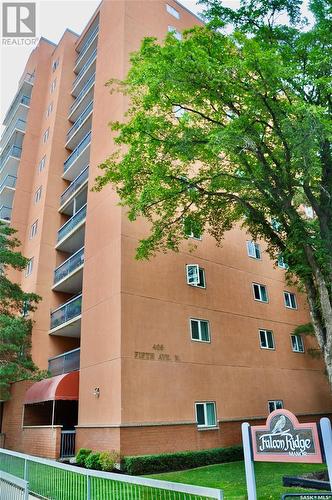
xmin=0 ymin=175 xmax=17 ymax=192
xmin=64 ymin=132 xmax=91 ymax=172
xmin=57 ymin=204 xmax=87 ymax=242
xmin=0 ymin=118 xmax=26 ymax=150
xmin=75 ymin=25 xmax=99 ymax=67
xmin=66 ymin=101 xmax=93 ymax=142
xmin=60 ymin=166 xmax=89 ymax=206
xmin=53 ymin=246 xmax=84 ymax=284
xmin=69 ymin=73 xmax=95 ymax=115
xmin=0 ymin=145 xmax=22 ymax=170
xmin=3 ymin=73 xmax=34 ymax=125
xmin=50 ymin=293 xmax=82 ymax=329
xmin=72 ymin=49 xmax=97 ymax=89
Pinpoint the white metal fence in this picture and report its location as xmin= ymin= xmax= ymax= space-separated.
xmin=0 ymin=469 xmax=29 ymax=500
xmin=0 ymin=448 xmax=223 ymax=499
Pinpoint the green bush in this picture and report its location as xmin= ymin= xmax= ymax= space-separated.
xmin=85 ymin=452 xmax=102 ymax=470
xmin=122 ymin=445 xmax=243 ymax=475
xmin=75 ymin=448 xmax=92 ymax=467
xmin=99 ymin=450 xmax=120 ymax=472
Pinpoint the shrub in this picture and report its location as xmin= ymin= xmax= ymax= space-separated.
xmin=99 ymin=450 xmax=120 ymax=472
xmin=75 ymin=448 xmax=92 ymax=467
xmin=85 ymin=452 xmax=102 ymax=470
xmin=122 ymin=445 xmax=243 ymax=475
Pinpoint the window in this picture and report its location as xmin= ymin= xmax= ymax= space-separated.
xmin=186 ymin=264 xmax=206 ymax=288
xmin=190 ymin=319 xmax=210 ymax=342
xmin=247 ymin=241 xmax=261 ymax=259
xmin=46 ymin=102 xmax=53 ymax=118
xmin=168 ymin=26 xmax=182 ymax=40
xmin=195 ymin=402 xmax=217 ymax=428
xmin=25 ymin=258 xmax=34 ymax=277
xmin=291 ymin=335 xmax=304 ymax=353
xmin=29 ymin=220 xmax=38 ymax=239
xmin=43 ymin=128 xmax=50 ymax=143
xmin=50 ymin=78 xmax=57 ymax=93
xmin=52 ymin=58 xmax=59 ymax=72
xmin=259 ymin=329 xmax=274 ymax=350
xmin=166 ymin=4 xmax=180 ymax=19
xmin=38 ymin=156 xmax=46 ymax=172
xmin=34 ymin=186 xmax=42 ymax=204
xmin=268 ymin=400 xmax=283 ymax=413
xmin=252 ymin=283 xmax=268 ymax=303
xmin=278 ymin=256 xmax=288 ymax=270
xmin=284 ymin=291 xmax=297 ymax=309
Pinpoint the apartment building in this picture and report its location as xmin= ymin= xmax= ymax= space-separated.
xmin=0 ymin=0 xmax=331 ymax=460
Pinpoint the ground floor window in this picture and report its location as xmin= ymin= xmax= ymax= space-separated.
xmin=195 ymin=401 xmax=217 ymax=428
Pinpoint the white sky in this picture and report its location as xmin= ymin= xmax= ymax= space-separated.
xmin=1 ymin=0 xmax=311 ymax=127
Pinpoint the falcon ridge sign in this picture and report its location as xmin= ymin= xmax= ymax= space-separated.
xmin=251 ymin=409 xmax=323 ymax=463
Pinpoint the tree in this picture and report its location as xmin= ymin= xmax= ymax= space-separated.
xmin=0 ymin=222 xmax=40 ymax=399
xmin=95 ymin=1 xmax=332 ymax=385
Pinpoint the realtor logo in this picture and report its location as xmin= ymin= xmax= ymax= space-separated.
xmin=2 ymin=3 xmax=36 ymax=37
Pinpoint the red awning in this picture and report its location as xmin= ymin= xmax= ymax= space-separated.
xmin=24 ymin=371 xmax=79 ymax=404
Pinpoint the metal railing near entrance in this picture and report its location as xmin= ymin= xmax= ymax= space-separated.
xmin=0 ymin=448 xmax=223 ymax=500
xmin=0 ymin=469 xmax=29 ymax=500
xmin=60 ymin=430 xmax=76 ymax=458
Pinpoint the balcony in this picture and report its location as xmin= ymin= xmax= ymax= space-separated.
xmin=0 ymin=118 xmax=26 ymax=151
xmin=3 ymin=73 xmax=34 ymax=126
xmin=68 ymin=73 xmax=95 ymax=123
xmin=60 ymin=167 xmax=89 ymax=214
xmin=63 ymin=131 xmax=91 ymax=182
xmin=66 ymin=101 xmax=93 ymax=151
xmin=0 ymin=145 xmax=22 ymax=181
xmin=1 ymin=96 xmax=30 ymax=144
xmin=53 ymin=247 xmax=84 ymax=293
xmin=0 ymin=175 xmax=17 ymax=207
xmin=74 ymin=25 xmax=99 ymax=74
xmin=48 ymin=348 xmax=80 ymax=376
xmin=50 ymin=294 xmax=82 ymax=337
xmin=56 ymin=204 xmax=87 ymax=253
xmin=72 ymin=49 xmax=97 ymax=98
xmin=0 ymin=205 xmax=12 ymax=223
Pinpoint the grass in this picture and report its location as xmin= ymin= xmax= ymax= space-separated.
xmin=146 ymin=461 xmax=328 ymax=499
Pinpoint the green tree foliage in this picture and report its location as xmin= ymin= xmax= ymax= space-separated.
xmin=0 ymin=222 xmax=40 ymax=399
xmin=95 ymin=1 xmax=332 ymax=385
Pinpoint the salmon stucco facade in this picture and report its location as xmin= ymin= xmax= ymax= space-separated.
xmin=0 ymin=0 xmax=331 ymax=460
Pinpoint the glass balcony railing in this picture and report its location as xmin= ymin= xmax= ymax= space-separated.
xmin=50 ymin=294 xmax=82 ymax=330
xmin=3 ymin=73 xmax=34 ymax=125
xmin=69 ymin=74 xmax=95 ymax=115
xmin=66 ymin=101 xmax=93 ymax=142
xmin=75 ymin=25 xmax=99 ymax=67
xmin=72 ymin=49 xmax=97 ymax=90
xmin=0 ymin=175 xmax=17 ymax=192
xmin=0 ymin=206 xmax=12 ymax=221
xmin=0 ymin=118 xmax=26 ymax=149
xmin=48 ymin=348 xmax=80 ymax=376
xmin=57 ymin=204 xmax=87 ymax=243
xmin=0 ymin=145 xmax=22 ymax=170
xmin=54 ymin=247 xmax=84 ymax=285
xmin=64 ymin=132 xmax=91 ymax=173
xmin=60 ymin=166 xmax=89 ymax=207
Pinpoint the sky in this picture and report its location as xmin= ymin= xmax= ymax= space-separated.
xmin=0 ymin=0 xmax=311 ymax=127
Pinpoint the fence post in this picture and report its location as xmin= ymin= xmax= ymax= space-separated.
xmin=23 ymin=458 xmax=28 ymax=481
xmin=87 ymin=474 xmax=91 ymax=500
xmin=24 ymin=480 xmax=29 ymax=500
xmin=217 ymin=489 xmax=224 ymax=499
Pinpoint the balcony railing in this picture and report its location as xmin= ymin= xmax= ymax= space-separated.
xmin=54 ymin=247 xmax=84 ymax=285
xmin=0 ymin=175 xmax=17 ymax=192
xmin=66 ymin=101 xmax=93 ymax=142
xmin=0 ymin=206 xmax=12 ymax=221
xmin=0 ymin=145 xmax=22 ymax=170
xmin=72 ymin=49 xmax=97 ymax=89
xmin=61 ymin=166 xmax=89 ymax=207
xmin=57 ymin=204 xmax=87 ymax=243
xmin=0 ymin=118 xmax=26 ymax=149
xmin=75 ymin=25 xmax=99 ymax=66
xmin=48 ymin=347 xmax=80 ymax=376
xmin=69 ymin=74 xmax=95 ymax=115
xmin=64 ymin=132 xmax=91 ymax=173
xmin=3 ymin=73 xmax=34 ymax=125
xmin=50 ymin=294 xmax=82 ymax=330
